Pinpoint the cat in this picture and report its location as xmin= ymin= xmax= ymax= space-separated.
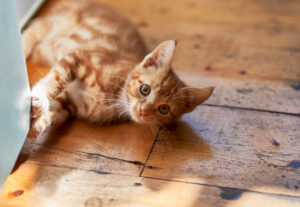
xmin=22 ymin=1 xmax=215 ymax=138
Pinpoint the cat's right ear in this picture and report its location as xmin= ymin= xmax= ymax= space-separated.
xmin=141 ymin=40 xmax=177 ymax=70
xmin=184 ymin=87 xmax=215 ymax=113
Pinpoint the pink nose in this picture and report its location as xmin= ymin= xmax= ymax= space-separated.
xmin=140 ymin=108 xmax=150 ymax=116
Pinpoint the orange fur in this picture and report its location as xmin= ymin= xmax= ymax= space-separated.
xmin=24 ymin=1 xmax=214 ymax=138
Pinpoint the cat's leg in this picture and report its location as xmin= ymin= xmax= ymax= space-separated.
xmin=29 ymin=51 xmax=82 ymax=137
xmin=28 ymin=92 xmax=75 ymax=138
xmin=31 ymin=49 xmax=82 ymax=99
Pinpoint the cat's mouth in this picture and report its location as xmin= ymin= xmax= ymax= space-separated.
xmin=137 ymin=115 xmax=152 ymax=123
xmin=130 ymin=102 xmax=154 ymax=124
xmin=134 ymin=112 xmax=152 ymax=123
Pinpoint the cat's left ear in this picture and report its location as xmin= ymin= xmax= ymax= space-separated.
xmin=184 ymin=87 xmax=215 ymax=113
xmin=141 ymin=40 xmax=177 ymax=70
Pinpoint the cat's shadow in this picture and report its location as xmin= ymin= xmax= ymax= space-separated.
xmin=142 ymin=121 xmax=213 ymax=191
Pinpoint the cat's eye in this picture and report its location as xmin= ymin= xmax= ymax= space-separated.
xmin=140 ymin=84 xmax=151 ymax=96
xmin=158 ymin=104 xmax=170 ymax=115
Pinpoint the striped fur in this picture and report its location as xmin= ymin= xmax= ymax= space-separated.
xmin=24 ymin=1 xmax=214 ymax=138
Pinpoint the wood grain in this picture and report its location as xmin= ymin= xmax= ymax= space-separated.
xmin=143 ymin=105 xmax=300 ymax=196
xmin=179 ymin=73 xmax=300 ymax=114
xmin=26 ymin=61 xmax=49 ymax=87
xmin=22 ymin=120 xmax=158 ymax=176
xmin=1 ymin=164 xmax=300 ymax=207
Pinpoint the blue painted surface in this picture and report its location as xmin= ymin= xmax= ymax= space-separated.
xmin=0 ymin=0 xmax=30 ymax=191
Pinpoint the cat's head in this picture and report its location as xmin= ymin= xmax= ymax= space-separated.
xmin=124 ymin=40 xmax=214 ymax=125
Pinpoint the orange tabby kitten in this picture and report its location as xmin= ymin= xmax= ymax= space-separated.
xmin=23 ymin=1 xmax=214 ymax=138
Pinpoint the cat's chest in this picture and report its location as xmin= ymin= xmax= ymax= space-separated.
xmin=67 ymin=80 xmax=128 ymax=123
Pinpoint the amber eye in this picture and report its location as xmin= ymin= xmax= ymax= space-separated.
xmin=158 ymin=104 xmax=170 ymax=115
xmin=140 ymin=84 xmax=151 ymax=96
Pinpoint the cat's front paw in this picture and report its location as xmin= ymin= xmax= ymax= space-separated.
xmin=28 ymin=116 xmax=50 ymax=138
xmin=28 ymin=86 xmax=50 ymax=138
xmin=31 ymin=86 xmax=50 ymax=117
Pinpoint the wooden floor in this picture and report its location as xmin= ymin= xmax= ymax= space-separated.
xmin=1 ymin=0 xmax=300 ymax=206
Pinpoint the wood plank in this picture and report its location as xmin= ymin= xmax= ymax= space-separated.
xmin=36 ymin=120 xmax=157 ymax=164
xmin=1 ymin=164 xmax=300 ymax=207
xmin=98 ymin=0 xmax=300 ymax=61
xmin=179 ymin=73 xmax=300 ymax=114
xmin=22 ymin=119 xmax=157 ymax=176
xmin=143 ymin=105 xmax=300 ymax=197
xmin=98 ymin=0 xmax=300 ymax=34
xmin=20 ymin=140 xmax=143 ymax=176
xmin=26 ymin=61 xmax=49 ymax=87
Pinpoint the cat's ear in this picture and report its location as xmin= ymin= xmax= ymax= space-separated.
xmin=141 ymin=40 xmax=177 ymax=69
xmin=184 ymin=87 xmax=215 ymax=112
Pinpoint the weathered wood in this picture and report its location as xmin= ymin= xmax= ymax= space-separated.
xmin=26 ymin=61 xmax=49 ymax=87
xmin=1 ymin=164 xmax=300 ymax=207
xmin=21 ymin=140 xmax=143 ymax=176
xmin=143 ymin=105 xmax=300 ymax=196
xmin=22 ymin=120 xmax=157 ymax=176
xmin=98 ymin=0 xmax=300 ymax=32
xmin=99 ymin=0 xmax=300 ymax=75
xmin=179 ymin=73 xmax=300 ymax=114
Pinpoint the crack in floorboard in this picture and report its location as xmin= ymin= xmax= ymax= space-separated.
xmin=29 ymin=142 xmax=146 ymax=166
xmin=141 ymin=175 xmax=300 ymax=199
xmin=203 ymin=103 xmax=300 ymax=117
xmin=139 ymin=127 xmax=162 ymax=177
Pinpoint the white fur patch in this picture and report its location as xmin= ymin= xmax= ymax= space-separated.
xmin=91 ymin=56 xmax=101 ymax=66
xmin=78 ymin=29 xmax=93 ymax=39
xmin=85 ymin=18 xmax=99 ymax=27
xmin=31 ymin=85 xmax=50 ymax=113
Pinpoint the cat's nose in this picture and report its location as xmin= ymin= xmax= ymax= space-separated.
xmin=140 ymin=108 xmax=150 ymax=116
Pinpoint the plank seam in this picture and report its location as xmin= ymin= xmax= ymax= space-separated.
xmin=202 ymin=103 xmax=300 ymax=117
xmin=26 ymin=160 xmax=112 ymax=175
xmin=141 ymin=175 xmax=300 ymax=199
xmin=30 ymin=142 xmax=146 ymax=166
